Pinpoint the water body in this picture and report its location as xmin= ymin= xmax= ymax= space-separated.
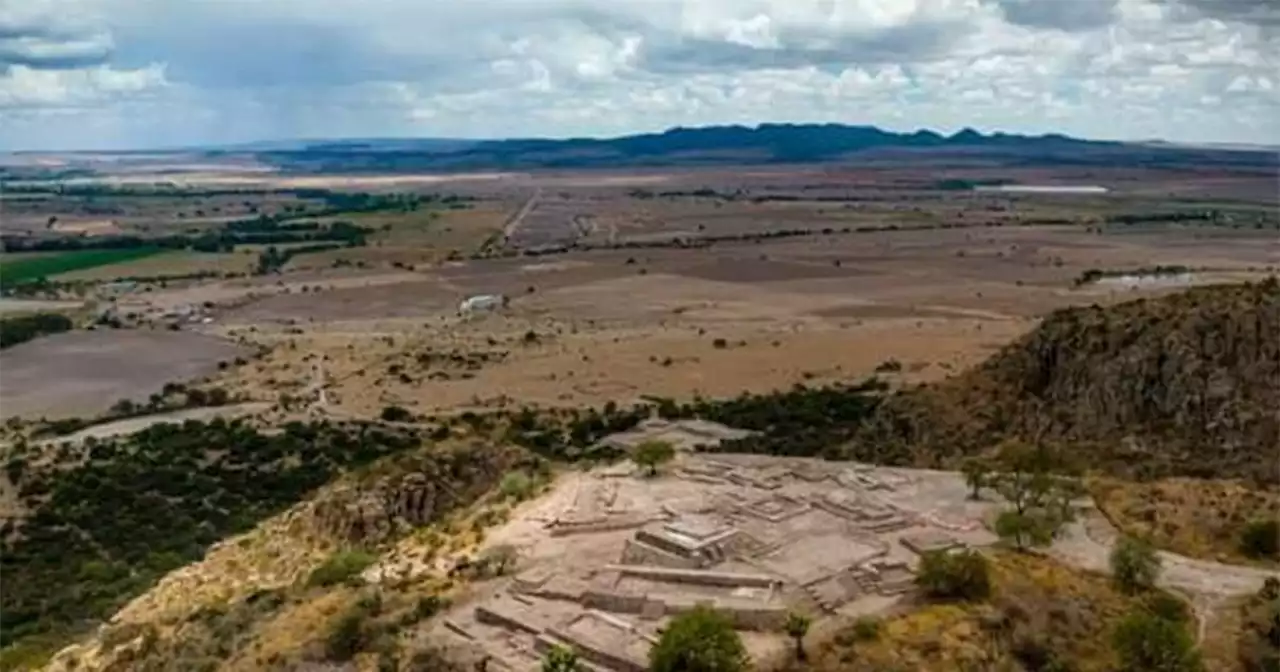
xmin=975 ymin=185 xmax=1110 ymax=194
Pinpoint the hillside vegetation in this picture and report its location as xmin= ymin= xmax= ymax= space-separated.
xmin=809 ymin=551 xmax=1195 ymax=672
xmin=854 ymin=280 xmax=1280 ymax=483
xmin=0 ymin=419 xmax=529 ymax=667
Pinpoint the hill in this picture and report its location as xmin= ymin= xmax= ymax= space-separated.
xmin=250 ymin=123 xmax=1280 ymax=173
xmin=854 ymin=280 xmax=1280 ymax=483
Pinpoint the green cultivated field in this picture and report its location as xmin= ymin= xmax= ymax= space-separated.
xmin=0 ymin=248 xmax=164 ymax=285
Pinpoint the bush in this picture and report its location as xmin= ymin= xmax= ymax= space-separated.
xmin=1241 ymin=519 xmax=1279 ymax=559
xmin=410 ymin=595 xmax=449 ymax=622
xmin=916 ymin=549 xmax=992 ymax=602
xmin=500 ymin=471 xmax=534 ymax=500
xmin=850 ymin=616 xmax=882 ymax=642
xmin=649 ymin=606 xmax=749 ymax=672
xmin=1143 ymin=592 xmax=1191 ymax=624
xmin=1110 ymin=535 xmax=1162 ymax=594
xmin=325 ymin=605 xmax=370 ymax=661
xmin=633 ymin=440 xmax=676 ymax=476
xmin=308 ymin=550 xmax=377 ymax=588
xmin=541 ymin=644 xmax=579 ymax=672
xmin=1112 ymin=608 xmax=1203 ymax=672
xmin=380 ymin=405 xmax=412 ymax=422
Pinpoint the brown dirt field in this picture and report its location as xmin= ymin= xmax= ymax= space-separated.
xmin=0 ymin=329 xmax=248 ymax=419
xmin=203 ymin=222 xmax=1278 ymax=419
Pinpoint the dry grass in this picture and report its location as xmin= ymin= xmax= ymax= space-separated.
xmin=811 ymin=551 xmax=1153 ymax=672
xmin=1091 ymin=477 xmax=1280 ymax=568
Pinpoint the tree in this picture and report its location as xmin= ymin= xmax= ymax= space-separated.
xmin=1111 ymin=535 xmax=1162 ymax=594
xmin=541 ymin=644 xmax=578 ymax=672
xmin=961 ymin=457 xmax=991 ymax=500
xmin=916 ymin=549 xmax=991 ymax=602
xmin=1241 ymin=519 xmax=1279 ymax=559
xmin=785 ymin=611 xmax=812 ymax=661
xmin=1112 ymin=609 xmax=1203 ymax=672
xmin=649 ymin=606 xmax=749 ymax=672
xmin=633 ymin=440 xmax=676 ymax=477
xmin=994 ymin=509 xmax=1055 ymax=551
xmin=990 ymin=441 xmax=1080 ymax=551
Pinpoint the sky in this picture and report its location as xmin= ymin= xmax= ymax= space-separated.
xmin=0 ymin=0 xmax=1277 ymax=151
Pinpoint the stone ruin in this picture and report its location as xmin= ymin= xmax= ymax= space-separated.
xmin=429 ymin=454 xmax=1004 ymax=671
xmin=620 ymin=516 xmax=767 ymax=569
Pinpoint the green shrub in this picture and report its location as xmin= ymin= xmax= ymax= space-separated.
xmin=916 ymin=549 xmax=992 ymax=602
xmin=325 ymin=606 xmax=370 ymax=661
xmin=500 ymin=471 xmax=533 ymax=500
xmin=1112 ymin=608 xmax=1203 ymax=672
xmin=633 ymin=440 xmax=676 ymax=476
xmin=380 ymin=405 xmax=412 ymax=422
xmin=308 ymin=550 xmax=377 ymax=588
xmin=541 ymin=644 xmax=579 ymax=672
xmin=1110 ymin=536 xmax=1162 ymax=594
xmin=649 ymin=606 xmax=749 ymax=672
xmin=850 ymin=616 xmax=882 ymax=642
xmin=1241 ymin=519 xmax=1279 ymax=559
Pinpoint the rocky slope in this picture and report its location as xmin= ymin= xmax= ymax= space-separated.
xmin=856 ymin=280 xmax=1280 ymax=482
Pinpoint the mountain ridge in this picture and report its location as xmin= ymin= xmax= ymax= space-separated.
xmin=248 ymin=122 xmax=1277 ymax=173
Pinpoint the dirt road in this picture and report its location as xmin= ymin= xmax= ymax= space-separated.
xmin=501 ymin=188 xmax=542 ymax=245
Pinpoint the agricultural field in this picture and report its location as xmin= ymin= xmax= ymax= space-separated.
xmin=49 ymin=249 xmax=255 ymax=281
xmin=0 ymin=248 xmax=164 ymax=285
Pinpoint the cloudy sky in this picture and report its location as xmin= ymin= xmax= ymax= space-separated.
xmin=0 ymin=0 xmax=1277 ymax=150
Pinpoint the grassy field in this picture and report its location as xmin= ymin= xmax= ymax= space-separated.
xmin=51 ymin=250 xmax=255 ymax=281
xmin=0 ymin=248 xmax=164 ymax=285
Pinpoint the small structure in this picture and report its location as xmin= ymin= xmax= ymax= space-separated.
xmin=458 ymin=294 xmax=506 ymax=315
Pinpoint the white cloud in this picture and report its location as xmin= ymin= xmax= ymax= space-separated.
xmin=0 ymin=0 xmax=1276 ymax=149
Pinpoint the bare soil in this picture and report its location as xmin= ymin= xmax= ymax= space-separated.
xmin=0 ymin=329 xmax=248 ymax=419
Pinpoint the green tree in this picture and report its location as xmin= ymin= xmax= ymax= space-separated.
xmin=633 ymin=440 xmax=676 ymax=477
xmin=995 ymin=509 xmax=1055 ymax=551
xmin=541 ymin=644 xmax=579 ymax=672
xmin=785 ymin=611 xmax=812 ymax=661
xmin=1241 ymin=519 xmax=1280 ymax=559
xmin=961 ymin=457 xmax=991 ymax=501
xmin=1110 ymin=535 xmax=1163 ymax=594
xmin=649 ymin=606 xmax=749 ymax=672
xmin=990 ymin=441 xmax=1080 ymax=550
xmin=916 ymin=549 xmax=991 ymax=602
xmin=1112 ymin=609 xmax=1203 ymax=672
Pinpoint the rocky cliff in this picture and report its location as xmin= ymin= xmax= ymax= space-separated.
xmin=858 ymin=279 xmax=1280 ymax=482
xmin=311 ymin=442 xmax=536 ymax=545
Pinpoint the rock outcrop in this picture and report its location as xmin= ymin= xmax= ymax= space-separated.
xmin=312 ymin=442 xmax=535 ymax=545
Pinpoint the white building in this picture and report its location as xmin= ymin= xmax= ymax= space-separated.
xmin=458 ymin=294 xmax=506 ymax=315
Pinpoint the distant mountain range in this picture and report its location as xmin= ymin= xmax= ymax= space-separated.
xmin=229 ymin=123 xmax=1279 ymax=173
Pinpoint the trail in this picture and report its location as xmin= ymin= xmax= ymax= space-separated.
xmin=1046 ymin=507 xmax=1280 ymax=598
xmin=501 ymin=187 xmax=542 ymax=246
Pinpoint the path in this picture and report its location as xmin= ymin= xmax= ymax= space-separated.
xmin=37 ymin=403 xmax=271 ymax=445
xmin=500 ymin=188 xmax=542 ymax=246
xmin=1047 ymin=507 xmax=1280 ymax=597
